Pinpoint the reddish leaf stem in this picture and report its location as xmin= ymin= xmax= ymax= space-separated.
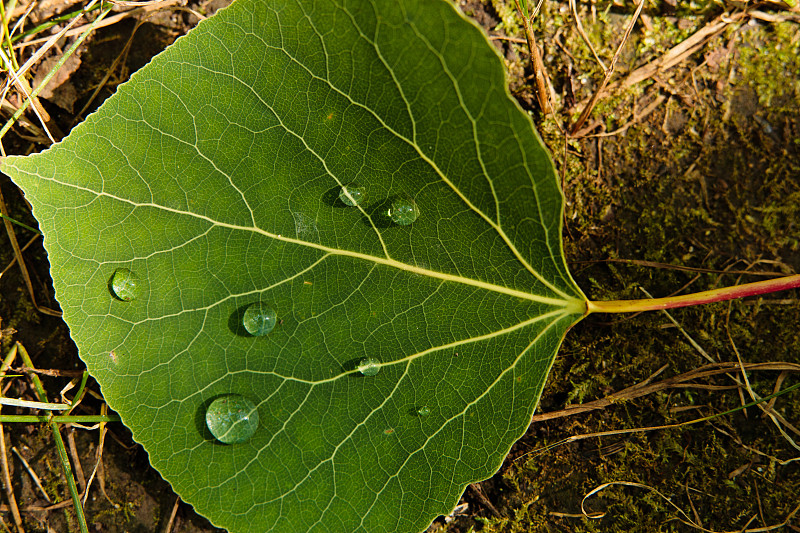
xmin=587 ymin=274 xmax=800 ymax=314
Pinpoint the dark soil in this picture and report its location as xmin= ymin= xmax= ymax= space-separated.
xmin=1 ymin=0 xmax=798 ymax=532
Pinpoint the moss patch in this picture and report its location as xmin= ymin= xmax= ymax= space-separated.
xmin=441 ymin=3 xmax=800 ymax=532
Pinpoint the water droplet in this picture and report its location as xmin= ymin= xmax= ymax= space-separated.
xmin=339 ymin=183 xmax=365 ymax=206
xmin=242 ymin=302 xmax=277 ymax=336
xmin=205 ymin=395 xmax=259 ymax=444
xmin=357 ymin=357 xmax=381 ymax=376
xmin=417 ymin=406 xmax=430 ymax=417
xmin=389 ymin=197 xmax=419 ymax=225
xmin=110 ymin=268 xmax=139 ymax=301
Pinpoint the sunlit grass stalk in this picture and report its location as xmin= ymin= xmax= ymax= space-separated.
xmin=0 ymin=2 xmax=112 ymax=141
xmin=0 ymin=397 xmax=70 ymax=409
xmin=10 ymin=2 xmax=104 ymax=44
xmin=0 ymin=414 xmax=120 ymax=423
xmin=0 ymin=342 xmax=24 ymax=529
xmin=531 ymin=381 xmax=800 ymax=457
xmin=0 ymin=0 xmax=20 ymax=70
xmin=0 ymin=212 xmax=41 ymax=234
xmin=17 ymin=343 xmax=89 ymax=533
xmin=66 ymin=371 xmax=90 ymax=414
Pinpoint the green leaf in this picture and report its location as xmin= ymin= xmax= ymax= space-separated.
xmin=520 ymin=0 xmax=530 ymax=19
xmin=2 ymin=0 xmax=586 ymax=531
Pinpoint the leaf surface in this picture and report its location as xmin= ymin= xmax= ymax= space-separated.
xmin=3 ymin=0 xmax=586 ymax=530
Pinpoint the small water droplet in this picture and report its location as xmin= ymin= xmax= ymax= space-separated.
xmin=205 ymin=395 xmax=259 ymax=444
xmin=242 ymin=302 xmax=277 ymax=336
xmin=358 ymin=357 xmax=380 ymax=376
xmin=417 ymin=406 xmax=430 ymax=417
xmin=110 ymin=268 xmax=139 ymax=301
xmin=339 ymin=183 xmax=365 ymax=206
xmin=389 ymin=197 xmax=419 ymax=225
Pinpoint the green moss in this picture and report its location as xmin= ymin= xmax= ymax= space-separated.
xmin=489 ymin=0 xmax=522 ymax=35
xmin=445 ymin=5 xmax=800 ymax=532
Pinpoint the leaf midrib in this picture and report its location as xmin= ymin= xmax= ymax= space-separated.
xmin=14 ymin=167 xmax=584 ymax=310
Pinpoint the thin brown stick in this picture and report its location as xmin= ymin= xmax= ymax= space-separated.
xmin=766 ymin=372 xmax=789 ymax=412
xmin=754 ymin=481 xmax=766 ymax=528
xmin=468 ymin=483 xmax=503 ymax=518
xmin=0 ymin=234 xmax=39 ymax=278
xmin=685 ymin=483 xmax=703 ymax=529
xmin=569 ymin=0 xmax=606 ymax=71
xmin=579 ymin=93 xmax=666 ymax=138
xmin=11 ymin=446 xmax=51 ymax=503
xmin=530 ymin=362 xmax=800 ymax=423
xmin=0 ymin=494 xmax=85 ymax=512
xmin=15 ymin=0 xmax=181 ymax=50
xmin=726 ymin=315 xmax=800 ymax=446
xmin=0 ymin=187 xmax=61 ymax=316
xmin=513 ymin=0 xmax=551 ymax=113
xmin=571 ymin=257 xmax=790 ymax=277
xmin=574 ymin=13 xmax=744 ymax=111
xmin=162 ymin=495 xmax=181 ymax=533
xmin=489 ymin=34 xmax=527 ymax=44
xmin=13 ymin=366 xmax=84 ymax=377
xmin=83 ymin=405 xmax=117 ymax=508
xmin=0 ymin=424 xmax=23 ymax=532
xmin=571 ymin=0 xmax=645 ymax=134
xmin=0 ymin=336 xmax=23 ymax=532
xmin=66 ymin=427 xmax=87 ymax=492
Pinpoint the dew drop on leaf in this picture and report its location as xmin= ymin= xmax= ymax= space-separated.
xmin=205 ymin=395 xmax=259 ymax=444
xmin=109 ymin=268 xmax=139 ymax=301
xmin=357 ymin=357 xmax=381 ymax=376
xmin=389 ymin=197 xmax=419 ymax=225
xmin=417 ymin=406 xmax=430 ymax=417
xmin=338 ymin=183 xmax=365 ymax=206
xmin=242 ymin=302 xmax=277 ymax=336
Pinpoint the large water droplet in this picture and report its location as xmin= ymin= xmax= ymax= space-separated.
xmin=110 ymin=268 xmax=139 ymax=301
xmin=205 ymin=395 xmax=259 ymax=444
xmin=389 ymin=197 xmax=419 ymax=225
xmin=339 ymin=183 xmax=365 ymax=207
xmin=242 ymin=302 xmax=277 ymax=336
xmin=417 ymin=405 xmax=431 ymax=417
xmin=357 ymin=357 xmax=381 ymax=376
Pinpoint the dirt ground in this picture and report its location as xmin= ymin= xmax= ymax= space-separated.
xmin=1 ymin=0 xmax=798 ymax=532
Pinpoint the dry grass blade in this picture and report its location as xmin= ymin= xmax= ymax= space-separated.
xmin=0 ymin=0 xmax=129 ymax=148
xmin=0 ymin=187 xmax=61 ymax=316
xmin=576 ymin=93 xmax=666 ymax=138
xmin=580 ymin=482 xmax=800 ymax=532
xmin=66 ymin=427 xmax=87 ymax=493
xmin=530 ymin=361 xmax=800 ymax=423
xmin=14 ymin=0 xmax=181 ymax=50
xmin=523 ymin=381 xmax=800 ymax=468
xmin=0 ymin=344 xmax=23 ymax=532
xmin=726 ymin=313 xmax=800 ymax=450
xmin=162 ymin=495 xmax=181 ymax=533
xmin=571 ymin=258 xmax=792 ymax=277
xmin=513 ymin=0 xmax=552 ymax=113
xmin=581 ymin=481 xmax=698 ymax=525
xmin=11 ymin=446 xmax=51 ymax=503
xmin=0 ymin=424 xmax=23 ymax=532
xmin=570 ymin=0 xmax=645 ymax=135
xmin=82 ymin=413 xmax=118 ymax=509
xmin=569 ymin=0 xmax=605 ymax=71
xmin=574 ymin=12 xmax=746 ymax=112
